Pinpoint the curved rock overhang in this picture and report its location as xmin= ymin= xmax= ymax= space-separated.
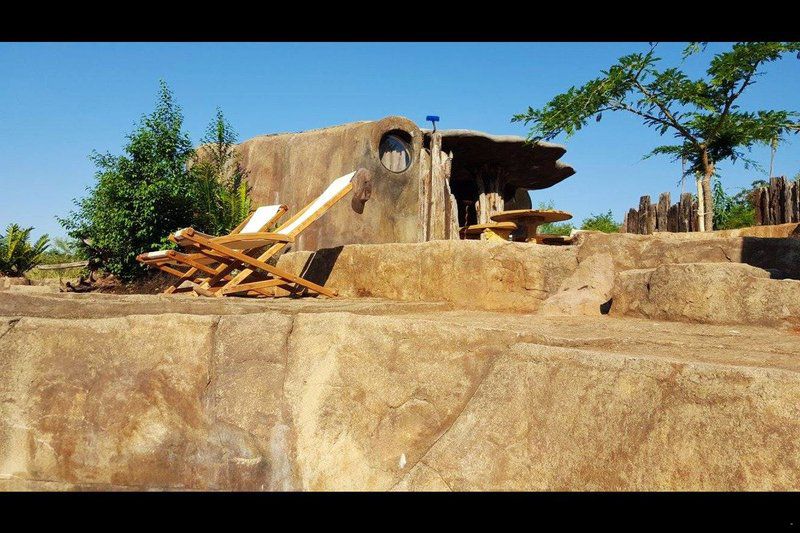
xmin=423 ymin=128 xmax=576 ymax=191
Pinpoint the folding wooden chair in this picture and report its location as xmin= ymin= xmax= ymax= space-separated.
xmin=182 ymin=169 xmax=366 ymax=298
xmin=137 ymin=203 xmax=287 ymax=294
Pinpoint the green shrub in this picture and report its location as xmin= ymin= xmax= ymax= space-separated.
xmin=59 ymin=82 xmax=252 ymax=280
xmin=581 ymin=210 xmax=620 ymax=233
xmin=0 ymin=224 xmax=50 ymax=276
xmin=536 ymin=200 xmax=575 ymax=235
xmin=712 ymin=179 xmax=758 ymax=230
xmin=190 ymin=108 xmax=252 ymax=235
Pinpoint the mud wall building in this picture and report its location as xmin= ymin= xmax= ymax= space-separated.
xmin=236 ymin=115 xmax=575 ymax=252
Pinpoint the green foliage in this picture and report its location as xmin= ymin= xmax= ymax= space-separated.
xmin=513 ymin=42 xmax=800 ymax=173
xmin=58 ymin=83 xmax=253 ymax=280
xmin=190 ymin=108 xmax=252 ymax=235
xmin=536 ymin=201 xmax=576 ymax=235
xmin=0 ymin=224 xmax=50 ymax=276
xmin=513 ymin=42 xmax=800 ymax=228
xmin=711 ymin=179 xmax=757 ymax=230
xmin=581 ymin=210 xmax=620 ymax=232
xmin=39 ymin=237 xmax=85 ymax=265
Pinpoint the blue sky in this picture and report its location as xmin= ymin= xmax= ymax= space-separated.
xmin=1 ymin=42 xmax=798 ymax=240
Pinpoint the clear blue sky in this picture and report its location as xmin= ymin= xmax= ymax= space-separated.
xmin=1 ymin=42 xmax=798 ymax=240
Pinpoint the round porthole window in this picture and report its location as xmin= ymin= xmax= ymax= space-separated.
xmin=379 ymin=131 xmax=413 ymax=172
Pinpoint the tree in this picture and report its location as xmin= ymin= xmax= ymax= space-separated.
xmin=513 ymin=42 xmax=800 ymax=231
xmin=0 ymin=224 xmax=50 ymax=276
xmin=190 ymin=108 xmax=252 ymax=235
xmin=60 ymin=81 xmax=201 ymax=279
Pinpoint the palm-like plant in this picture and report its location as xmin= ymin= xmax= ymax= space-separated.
xmin=0 ymin=224 xmax=50 ymax=276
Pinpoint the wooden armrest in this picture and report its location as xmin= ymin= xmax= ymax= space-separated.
xmin=214 ymin=232 xmax=294 ymax=245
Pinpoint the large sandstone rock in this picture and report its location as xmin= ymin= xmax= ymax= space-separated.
xmin=275 ymin=240 xmax=578 ymax=312
xmin=3 ymin=297 xmax=800 ymax=491
xmin=539 ymin=252 xmax=614 ymax=316
xmin=611 ymin=262 xmax=800 ymax=327
xmin=574 ymin=231 xmax=800 ymax=280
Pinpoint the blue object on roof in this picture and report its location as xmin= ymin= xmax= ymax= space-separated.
xmin=426 ymin=115 xmax=440 ymax=123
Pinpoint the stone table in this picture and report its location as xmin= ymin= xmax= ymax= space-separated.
xmin=491 ymin=209 xmax=573 ymax=242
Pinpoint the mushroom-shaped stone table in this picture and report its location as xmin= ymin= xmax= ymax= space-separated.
xmin=490 ymin=209 xmax=573 ymax=242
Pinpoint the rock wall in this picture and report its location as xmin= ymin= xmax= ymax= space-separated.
xmin=3 ymin=305 xmax=800 ymax=491
xmin=573 ymin=231 xmax=800 ymax=279
xmin=611 ymin=263 xmax=800 ymax=327
xmin=274 ymin=239 xmax=579 ymax=312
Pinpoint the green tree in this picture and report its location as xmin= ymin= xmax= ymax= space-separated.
xmin=191 ymin=108 xmax=252 ymax=235
xmin=581 ymin=211 xmax=620 ymax=232
xmin=0 ymin=224 xmax=50 ymax=276
xmin=60 ymin=81 xmax=203 ymax=279
xmin=513 ymin=42 xmax=800 ymax=231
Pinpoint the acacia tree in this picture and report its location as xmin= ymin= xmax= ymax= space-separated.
xmin=513 ymin=42 xmax=800 ymax=231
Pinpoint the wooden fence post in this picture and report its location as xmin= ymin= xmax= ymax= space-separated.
xmin=769 ymin=177 xmax=782 ymax=225
xmin=656 ymin=192 xmax=670 ymax=231
xmin=638 ymin=196 xmax=651 ymax=235
xmin=667 ymin=203 xmax=678 ymax=232
xmin=627 ymin=208 xmax=639 ymax=234
xmin=678 ymin=193 xmax=692 ymax=232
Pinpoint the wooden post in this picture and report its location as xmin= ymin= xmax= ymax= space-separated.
xmin=690 ymin=197 xmax=699 ymax=232
xmin=792 ymin=181 xmax=800 ymax=224
xmin=678 ymin=193 xmax=692 ymax=232
xmin=667 ymin=203 xmax=678 ymax=232
xmin=638 ymin=196 xmax=651 ymax=235
xmin=647 ymin=204 xmax=657 ymax=234
xmin=656 ymin=192 xmax=670 ymax=231
xmin=755 ymin=188 xmax=764 ymax=225
xmin=473 ymin=167 xmax=504 ymax=226
xmin=760 ymin=187 xmax=770 ymax=226
xmin=769 ymin=177 xmax=782 ymax=225
xmin=780 ymin=177 xmax=792 ymax=225
xmin=626 ymin=208 xmax=639 ymax=234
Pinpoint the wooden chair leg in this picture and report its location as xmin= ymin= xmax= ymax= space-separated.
xmin=185 ymin=234 xmax=337 ymax=298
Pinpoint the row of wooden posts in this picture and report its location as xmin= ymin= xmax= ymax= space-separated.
xmin=754 ymin=176 xmax=800 ymax=226
xmin=622 ymin=176 xmax=799 ymax=234
xmin=620 ymin=192 xmax=700 ymax=234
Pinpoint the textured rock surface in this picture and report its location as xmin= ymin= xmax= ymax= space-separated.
xmin=574 ymin=231 xmax=800 ymax=279
xmin=539 ymin=252 xmax=614 ymax=316
xmin=275 ymin=239 xmax=578 ymax=312
xmin=2 ymin=293 xmax=800 ymax=491
xmin=611 ymin=263 xmax=800 ymax=327
xmin=714 ymin=222 xmax=799 ymax=239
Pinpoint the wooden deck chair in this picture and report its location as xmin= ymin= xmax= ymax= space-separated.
xmin=182 ymin=169 xmax=365 ymax=298
xmin=136 ymin=203 xmax=287 ymax=294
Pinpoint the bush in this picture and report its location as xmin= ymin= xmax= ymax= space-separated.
xmin=536 ymin=200 xmax=575 ymax=235
xmin=59 ymin=82 xmax=252 ymax=280
xmin=581 ymin=210 xmax=619 ymax=233
xmin=0 ymin=224 xmax=50 ymax=276
xmin=190 ymin=108 xmax=252 ymax=235
xmin=712 ymin=179 xmax=758 ymax=230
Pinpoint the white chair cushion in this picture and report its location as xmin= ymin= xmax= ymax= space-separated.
xmin=277 ymin=171 xmax=355 ymax=236
xmin=240 ymin=204 xmax=284 ymax=234
xmin=143 ymin=250 xmax=170 ymax=259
